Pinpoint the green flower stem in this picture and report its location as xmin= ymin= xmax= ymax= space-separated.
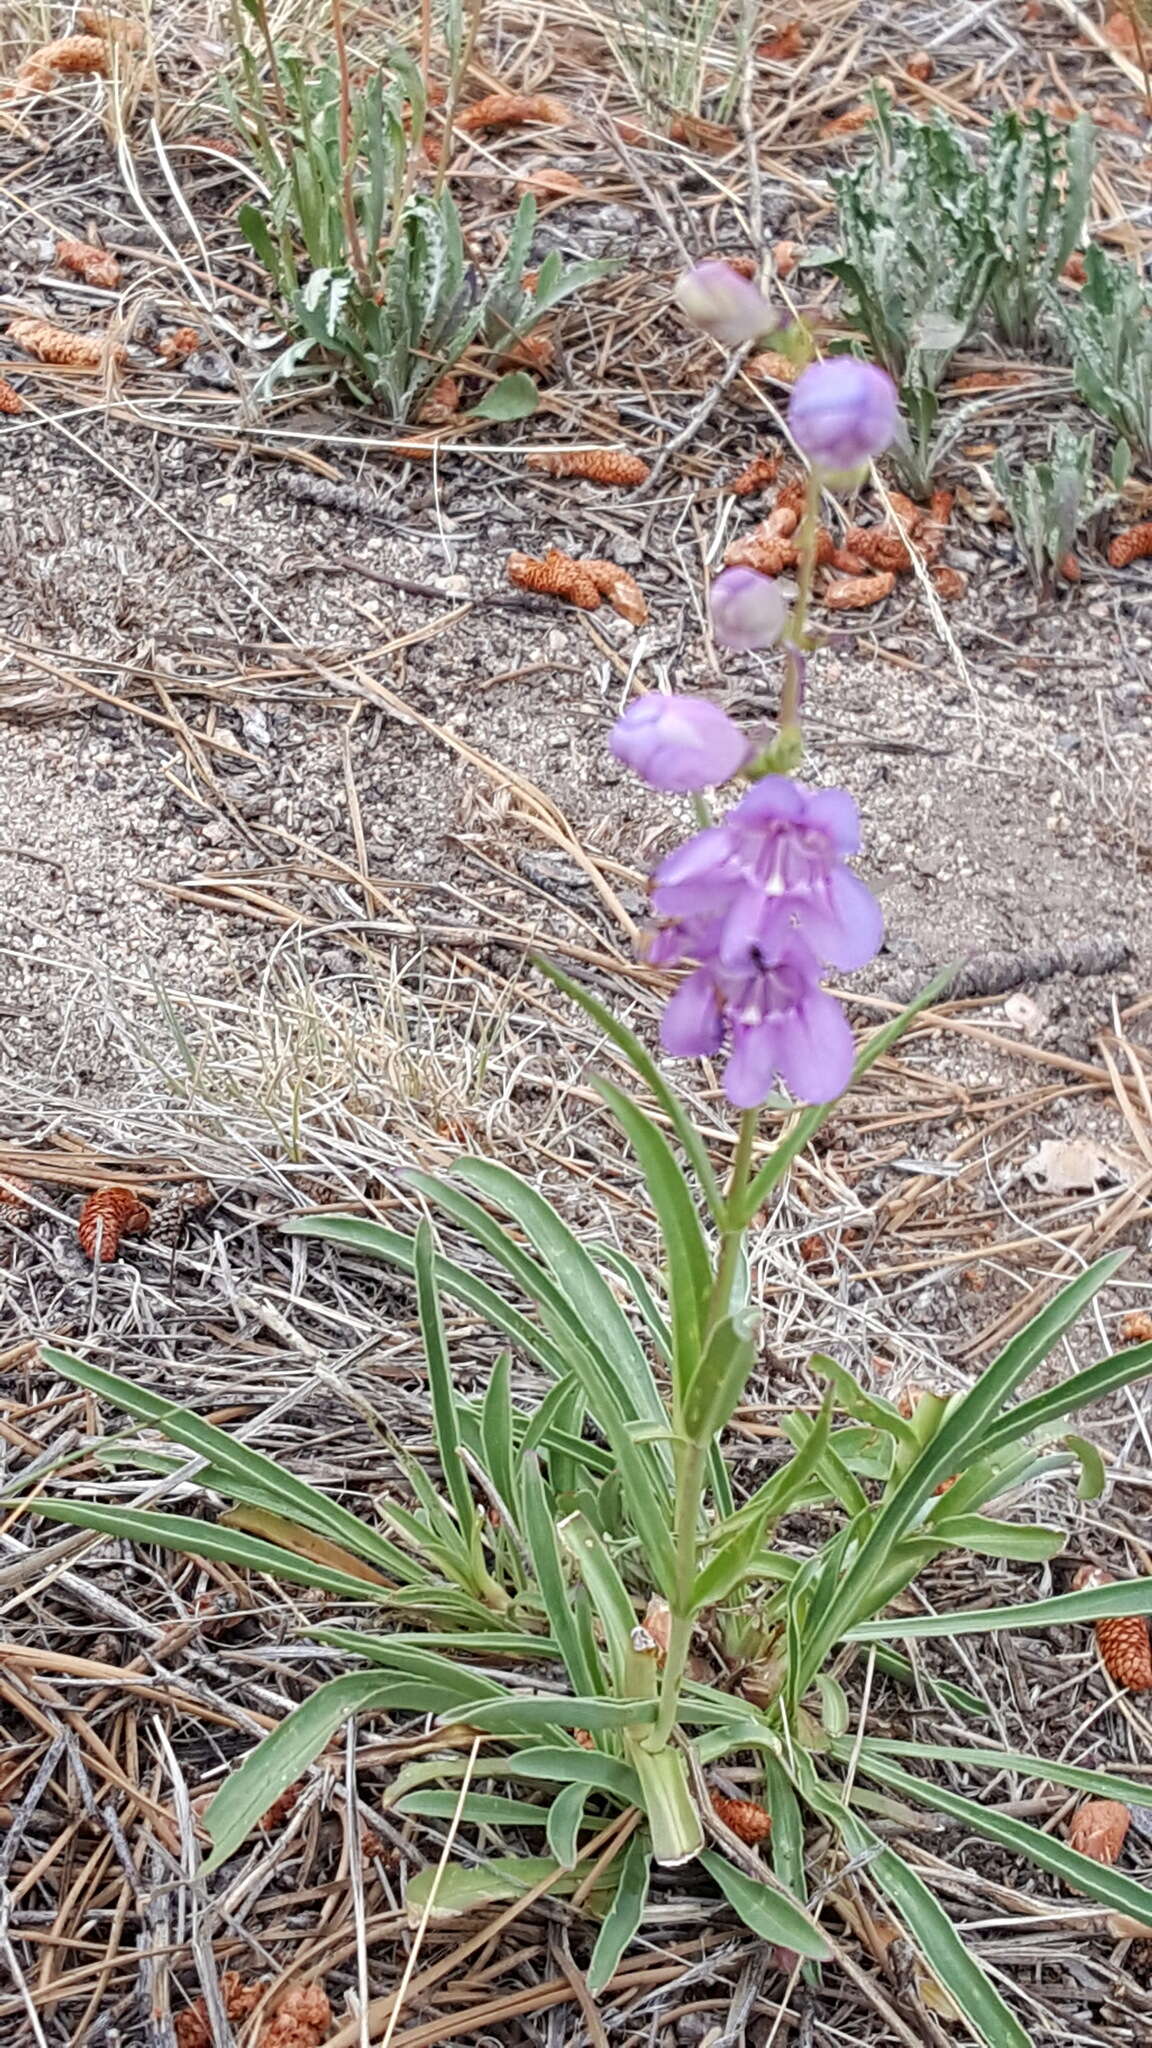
xmin=648 ymin=1109 xmax=759 ymax=1751
xmin=777 ymin=466 xmax=823 ymax=739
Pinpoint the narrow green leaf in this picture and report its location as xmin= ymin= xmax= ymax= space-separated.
xmin=480 ymin=1353 xmax=519 ymax=1521
xmin=446 ymin=1694 xmax=656 ymax=1735
xmin=844 ymin=1736 xmax=1152 ymax=1811
xmin=850 ymin=1751 xmax=1152 ymax=1923
xmin=928 ymin=1515 xmax=1066 ymax=1561
xmin=591 ymin=1077 xmax=712 ymax=1392
xmin=547 ymin=1780 xmax=590 ymax=1868
xmin=28 ymin=1499 xmax=393 ymax=1603
xmin=811 ymin=1353 xmax=917 ymax=1447
xmin=594 ymin=1243 xmax=673 ymax=1366
xmin=404 ymin=1855 xmax=611 ymax=1920
xmin=394 ymin=1790 xmax=555 ymax=1825
xmin=520 ymin=1453 xmax=600 ymax=1697
xmin=414 ymin=1221 xmax=475 ymax=1538
xmin=499 ymin=1745 xmax=642 ymax=1804
xmin=698 ymin=1851 xmax=830 ymax=1958
xmin=1064 ymin=1432 xmax=1107 ymax=1501
xmin=978 ymin=1340 xmax=1152 ymax=1459
xmin=534 ymin=958 xmax=722 ymax=1218
xmin=588 ymin=1834 xmax=650 ymax=1993
xmin=204 ymin=1673 xmax=411 ymax=1869
xmin=848 ymin=1574 xmax=1152 ymax=1641
xmin=39 ymin=1347 xmax=417 ymax=1580
xmin=834 ymin=1806 xmax=1028 ymax=2047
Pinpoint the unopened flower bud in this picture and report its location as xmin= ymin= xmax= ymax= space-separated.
xmin=788 ymin=357 xmax=898 ymax=477
xmin=709 ymin=565 xmax=788 ymax=652
xmin=674 ymin=260 xmax=774 ymax=348
xmin=610 ymin=693 xmax=748 ymax=792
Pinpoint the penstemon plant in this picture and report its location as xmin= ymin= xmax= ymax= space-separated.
xmin=24 ymin=312 xmax=1152 ymax=2030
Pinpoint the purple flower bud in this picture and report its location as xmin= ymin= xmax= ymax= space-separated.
xmin=673 ymin=260 xmax=774 ymax=348
xmin=787 ymin=357 xmax=898 ymax=475
xmin=709 ymin=566 xmax=788 ymax=652
xmin=610 ymin=694 xmax=748 ymax=793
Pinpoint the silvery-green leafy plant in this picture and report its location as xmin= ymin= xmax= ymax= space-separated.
xmin=992 ymin=423 xmax=1122 ymax=595
xmin=1056 ymin=244 xmax=1152 ymax=467
xmin=984 ymin=108 xmax=1095 ymax=349
xmin=228 ymin=21 xmax=611 ymax=419
xmin=806 ymin=91 xmax=1000 ymax=489
xmin=22 ymin=361 xmax=1152 ymax=2036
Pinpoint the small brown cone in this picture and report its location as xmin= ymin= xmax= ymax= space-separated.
xmin=1067 ymin=1799 xmax=1130 ymax=1864
xmin=78 ymin=1187 xmax=151 ymax=1262
xmin=1072 ymin=1565 xmax=1152 ymax=1690
xmin=710 ymin=1792 xmax=772 ymax=1844
xmin=0 ymin=1174 xmax=36 ymax=1226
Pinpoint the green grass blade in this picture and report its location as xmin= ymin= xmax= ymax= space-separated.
xmin=547 ymin=1781 xmax=590 ymax=1868
xmin=844 ymin=1737 xmax=1152 ymax=1810
xmin=203 ymin=1673 xmax=424 ymax=1869
xmin=39 ymin=1347 xmax=420 ymax=1581
xmin=414 ymin=1221 xmax=475 ymax=1537
xmin=848 ymin=1574 xmax=1152 ymax=1641
xmin=698 ymin=1851 xmax=830 ymax=1958
xmin=850 ymin=1750 xmax=1152 ymax=1923
xmin=520 ymin=1453 xmax=601 ymax=1696
xmin=29 ymin=1500 xmax=396 ymax=1602
xmin=588 ymin=1834 xmax=650 ymax=1994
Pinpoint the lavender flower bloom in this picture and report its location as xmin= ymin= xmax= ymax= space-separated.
xmin=662 ymin=934 xmax=856 ymax=1105
xmin=653 ymin=777 xmax=883 ymax=972
xmin=788 ymin=357 xmax=898 ymax=475
xmin=648 ymin=776 xmax=883 ymax=1106
xmin=674 ymin=260 xmax=774 ymax=348
xmin=709 ymin=566 xmax=788 ymax=652
xmin=610 ymin=694 xmax=748 ymax=793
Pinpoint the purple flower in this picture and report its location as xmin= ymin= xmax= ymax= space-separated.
xmin=710 ymin=566 xmax=788 ymax=652
xmin=674 ymin=260 xmax=774 ymax=348
xmin=788 ymin=358 xmax=898 ymax=475
xmin=662 ymin=935 xmax=855 ymax=1105
xmin=647 ymin=774 xmax=883 ymax=1106
xmin=610 ymin=694 xmax=748 ymax=793
xmin=653 ymin=776 xmax=882 ymax=972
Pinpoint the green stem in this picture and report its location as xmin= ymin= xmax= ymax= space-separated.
xmin=648 ymin=1109 xmax=759 ymax=1750
xmin=777 ymin=467 xmax=822 ymax=738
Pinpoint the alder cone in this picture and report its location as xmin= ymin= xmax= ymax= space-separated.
xmin=149 ymin=1181 xmax=212 ymax=1247
xmin=456 ymin=92 xmax=569 ymax=130
xmin=17 ymin=34 xmax=108 ymax=79
xmin=822 ymin=570 xmax=895 ymax=610
xmin=745 ymin=348 xmax=800 ymax=386
xmin=1108 ymin=522 xmax=1152 ymax=568
xmin=724 ymin=533 xmax=798 ymax=576
xmin=1068 ymin=1798 xmax=1131 ymax=1864
xmin=8 ymin=317 xmax=125 ymax=369
xmin=1096 ymin=1613 xmax=1152 ymax=1691
xmin=56 ymin=237 xmax=120 ymax=290
xmin=258 ymin=1982 xmax=332 ymax=2048
xmin=525 ymin=447 xmax=650 ymax=487
xmin=843 ymin=524 xmax=913 ymax=573
xmin=727 ymin=453 xmax=778 ymax=496
xmin=711 ymin=1792 xmax=772 ymax=1844
xmin=507 ymin=548 xmax=601 ymax=609
xmin=1119 ymin=1310 xmax=1152 ymax=1345
xmin=579 ymin=558 xmax=648 ymax=625
xmin=0 ymin=378 xmax=23 ymax=414
xmin=0 ymin=1174 xmax=36 ymax=1226
xmin=78 ymin=1186 xmax=151 ymax=1262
